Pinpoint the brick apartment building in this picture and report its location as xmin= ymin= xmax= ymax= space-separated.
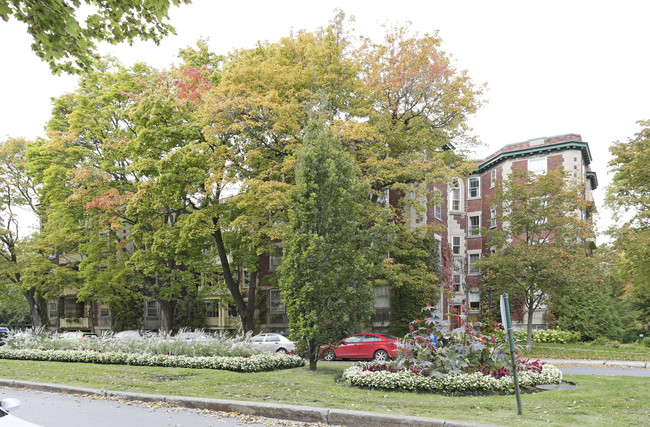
xmin=49 ymin=134 xmax=597 ymax=335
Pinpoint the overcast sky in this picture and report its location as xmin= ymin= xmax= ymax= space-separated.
xmin=2 ymin=0 xmax=649 ymax=240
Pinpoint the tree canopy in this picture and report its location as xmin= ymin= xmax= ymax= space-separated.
xmin=1 ymin=0 xmax=191 ymax=74
xmin=606 ymin=120 xmax=650 ymax=325
xmin=477 ymin=167 xmax=598 ymax=349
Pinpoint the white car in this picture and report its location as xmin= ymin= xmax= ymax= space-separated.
xmin=249 ymin=333 xmax=296 ymax=354
xmin=0 ymin=398 xmax=42 ymax=426
xmin=111 ymin=330 xmax=143 ymax=340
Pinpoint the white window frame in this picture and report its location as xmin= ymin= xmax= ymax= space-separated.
xmin=450 ymin=179 xmax=461 ymax=212
xmin=468 ymin=177 xmax=480 ymax=199
xmin=469 ymin=291 xmax=480 ymax=311
xmin=269 ymin=246 xmax=283 ymax=271
xmin=373 ymin=285 xmax=390 ymax=309
xmin=529 ymin=157 xmax=547 ymax=175
xmin=452 ymin=236 xmax=461 ymax=255
xmin=468 ymin=252 xmax=481 ymax=275
xmin=490 ymin=208 xmax=497 ymax=228
xmin=452 ymin=273 xmax=461 ymax=293
xmin=100 ymin=303 xmax=110 ymax=317
xmin=205 ymin=301 xmax=218 ymax=318
xmin=269 ymin=289 xmax=285 ymax=313
xmin=468 ymin=215 xmax=481 ymax=236
xmin=490 ymin=169 xmax=497 ymax=188
xmin=146 ymin=301 xmax=158 ymax=318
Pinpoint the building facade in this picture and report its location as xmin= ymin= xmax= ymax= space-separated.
xmin=49 ymin=134 xmax=597 ymax=335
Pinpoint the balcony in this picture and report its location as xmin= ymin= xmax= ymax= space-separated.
xmin=60 ymin=317 xmax=91 ymax=329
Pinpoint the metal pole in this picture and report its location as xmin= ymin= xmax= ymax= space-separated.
xmin=503 ymin=293 xmax=522 ymax=415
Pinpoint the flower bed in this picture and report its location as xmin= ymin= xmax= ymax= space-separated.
xmin=342 ymin=362 xmax=562 ymax=394
xmin=0 ymin=348 xmax=304 ymax=372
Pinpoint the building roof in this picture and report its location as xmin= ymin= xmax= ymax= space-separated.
xmin=476 ymin=133 xmax=592 ymax=171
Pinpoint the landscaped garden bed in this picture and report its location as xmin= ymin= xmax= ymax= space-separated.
xmin=340 ymin=306 xmax=563 ymax=394
xmin=0 ymin=330 xmax=304 ymax=372
xmin=342 ymin=360 xmax=562 ymax=394
xmin=0 ymin=347 xmax=304 ymax=372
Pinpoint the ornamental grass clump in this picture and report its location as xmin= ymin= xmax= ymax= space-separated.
xmin=7 ymin=329 xmax=261 ymax=357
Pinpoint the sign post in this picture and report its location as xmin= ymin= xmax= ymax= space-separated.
xmin=501 ymin=293 xmax=522 ymax=415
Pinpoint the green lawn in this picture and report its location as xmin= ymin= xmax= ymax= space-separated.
xmin=1 ymin=359 xmax=649 ymax=426
xmin=524 ymin=342 xmax=650 ymax=362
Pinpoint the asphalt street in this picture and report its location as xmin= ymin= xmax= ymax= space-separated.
xmin=0 ymin=387 xmax=320 ymax=427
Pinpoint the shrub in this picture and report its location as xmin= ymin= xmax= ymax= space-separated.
xmin=531 ymin=329 xmax=579 ymax=344
xmin=394 ymin=306 xmax=511 ymax=377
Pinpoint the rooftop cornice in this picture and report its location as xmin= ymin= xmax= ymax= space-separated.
xmin=475 ymin=140 xmax=593 ymax=174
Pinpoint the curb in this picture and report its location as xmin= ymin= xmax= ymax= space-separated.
xmin=0 ymin=379 xmax=500 ymax=427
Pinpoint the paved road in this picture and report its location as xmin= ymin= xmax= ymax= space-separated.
xmin=0 ymin=387 xmax=318 ymax=427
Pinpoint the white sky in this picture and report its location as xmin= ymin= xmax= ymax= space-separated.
xmin=2 ymin=0 xmax=649 ymax=241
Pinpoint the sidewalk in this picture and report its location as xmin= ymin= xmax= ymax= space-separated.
xmin=0 ymin=378 xmax=498 ymax=427
xmin=541 ymin=359 xmax=649 ymax=368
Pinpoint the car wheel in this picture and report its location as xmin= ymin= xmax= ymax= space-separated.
xmin=276 ymin=348 xmax=287 ymax=354
xmin=374 ymin=349 xmax=389 ymax=362
xmin=322 ymin=349 xmax=336 ymax=361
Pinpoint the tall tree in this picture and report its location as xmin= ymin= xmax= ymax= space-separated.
xmin=606 ymin=120 xmax=650 ymax=325
xmin=477 ymin=167 xmax=597 ymax=351
xmin=0 ymin=137 xmax=52 ymax=328
xmin=278 ymin=122 xmax=392 ymax=371
xmin=1 ymin=0 xmax=191 ymax=74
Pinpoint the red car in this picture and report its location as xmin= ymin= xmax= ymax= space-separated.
xmin=321 ymin=333 xmax=399 ymax=362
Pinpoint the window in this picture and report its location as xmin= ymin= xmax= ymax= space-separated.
xmin=469 ymin=291 xmax=480 ymax=311
xmin=205 ymin=301 xmax=218 ymax=318
xmin=49 ymin=301 xmax=58 ymax=318
xmin=374 ymin=286 xmax=390 ymax=308
xmin=468 ymin=215 xmax=480 ymax=236
xmin=146 ymin=301 xmax=157 ymax=318
xmin=434 ymin=203 xmax=442 ymax=220
xmin=377 ymin=186 xmax=390 ymax=207
xmin=269 ymin=246 xmax=283 ymax=271
xmin=433 ymin=188 xmax=442 ymax=220
xmin=452 ymin=236 xmax=461 ymax=255
xmin=100 ymin=303 xmax=110 ymax=317
xmin=528 ymin=157 xmax=547 ymax=175
xmin=269 ymin=289 xmax=285 ymax=313
xmin=490 ymin=208 xmax=497 ymax=228
xmin=468 ymin=177 xmax=480 ymax=198
xmin=490 ymin=169 xmax=497 ymax=188
xmin=241 ymin=269 xmax=254 ymax=288
xmin=468 ymin=253 xmax=481 ymax=275
xmin=450 ymin=180 xmax=460 ymax=211
xmin=452 ymin=274 xmax=461 ymax=292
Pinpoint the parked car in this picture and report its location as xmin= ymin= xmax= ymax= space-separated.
xmin=174 ymin=331 xmax=209 ymax=341
xmin=111 ymin=330 xmax=143 ymax=340
xmin=0 ymin=398 xmax=43 ymax=426
xmin=58 ymin=331 xmax=97 ymax=339
xmin=249 ymin=333 xmax=296 ymax=354
xmin=0 ymin=327 xmax=9 ymax=346
xmin=320 ymin=333 xmax=399 ymax=362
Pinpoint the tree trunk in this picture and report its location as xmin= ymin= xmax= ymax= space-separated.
xmin=526 ymin=296 xmax=535 ymax=352
xmin=158 ymin=299 xmax=174 ymax=333
xmin=88 ymin=301 xmax=95 ymax=334
xmin=212 ymin=221 xmax=253 ymax=333
xmin=308 ymin=338 xmax=318 ymax=371
xmin=24 ymin=288 xmax=44 ymax=329
xmin=244 ymin=271 xmax=258 ymax=332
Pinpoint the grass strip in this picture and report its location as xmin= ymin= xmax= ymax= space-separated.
xmin=1 ymin=359 xmax=648 ymax=426
xmin=524 ymin=343 xmax=650 ymax=361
